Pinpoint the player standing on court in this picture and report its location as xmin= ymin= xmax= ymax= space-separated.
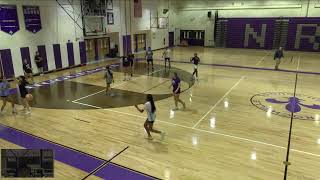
xmin=23 ymin=59 xmax=34 ymax=84
xmin=0 ymin=76 xmax=17 ymax=114
xmin=17 ymin=76 xmax=31 ymax=114
xmin=162 ymin=48 xmax=171 ymax=69
xmin=135 ymin=94 xmax=165 ymax=140
xmin=34 ymin=51 xmax=44 ymax=75
xmin=170 ymin=72 xmax=186 ymax=110
xmin=128 ymin=53 xmax=134 ymax=77
xmin=190 ymin=53 xmax=200 ymax=80
xmin=146 ymin=47 xmax=154 ymax=70
xmin=104 ymin=65 xmax=114 ymax=96
xmin=122 ymin=56 xmax=130 ymax=80
xmin=274 ymin=47 xmax=284 ymax=70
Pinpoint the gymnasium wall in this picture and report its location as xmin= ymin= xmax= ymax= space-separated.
xmin=222 ymin=17 xmax=320 ymax=51
xmin=129 ymin=0 xmax=169 ymax=51
xmin=171 ymin=0 xmax=320 ymax=17
xmin=0 ymin=0 xmax=85 ymax=78
xmin=169 ymin=0 xmax=320 ymax=47
xmin=103 ymin=0 xmax=168 ymax=56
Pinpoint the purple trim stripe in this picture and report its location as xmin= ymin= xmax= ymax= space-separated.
xmin=168 ymin=60 xmax=320 ymax=75
xmin=8 ymin=64 xmax=120 ymax=95
xmin=0 ymin=123 xmax=157 ymax=180
xmin=0 ymin=49 xmax=15 ymax=78
xmin=20 ymin=47 xmax=31 ymax=68
xmin=67 ymin=43 xmax=75 ymax=67
xmin=37 ymin=45 xmax=48 ymax=71
xmin=53 ymin=44 xmax=62 ymax=69
xmin=79 ymin=41 xmax=87 ymax=64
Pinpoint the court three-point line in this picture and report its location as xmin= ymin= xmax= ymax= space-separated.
xmin=71 ymin=100 xmax=320 ymax=159
xmin=192 ymin=76 xmax=245 ymax=129
xmin=72 ymin=68 xmax=166 ymax=102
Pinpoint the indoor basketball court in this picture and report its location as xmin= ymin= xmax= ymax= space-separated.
xmin=0 ymin=0 xmax=320 ymax=180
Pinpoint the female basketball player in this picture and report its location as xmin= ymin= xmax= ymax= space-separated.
xmin=170 ymin=72 xmax=186 ymax=110
xmin=17 ymin=76 xmax=31 ymax=114
xmin=190 ymin=53 xmax=200 ymax=80
xmin=0 ymin=76 xmax=16 ymax=114
xmin=104 ymin=65 xmax=114 ymax=96
xmin=146 ymin=47 xmax=154 ymax=70
xmin=128 ymin=53 xmax=134 ymax=77
xmin=122 ymin=56 xmax=130 ymax=80
xmin=135 ymin=94 xmax=165 ymax=140
xmin=162 ymin=48 xmax=171 ymax=69
xmin=23 ymin=59 xmax=34 ymax=84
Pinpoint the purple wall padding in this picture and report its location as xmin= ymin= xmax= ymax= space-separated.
xmin=67 ymin=43 xmax=75 ymax=66
xmin=79 ymin=41 xmax=87 ymax=65
xmin=20 ymin=47 xmax=31 ymax=68
xmin=122 ymin=35 xmax=132 ymax=56
xmin=37 ymin=45 xmax=48 ymax=71
xmin=53 ymin=44 xmax=62 ymax=69
xmin=0 ymin=49 xmax=15 ymax=78
xmin=94 ymin=39 xmax=99 ymax=61
xmin=226 ymin=18 xmax=275 ymax=49
xmin=287 ymin=18 xmax=320 ymax=51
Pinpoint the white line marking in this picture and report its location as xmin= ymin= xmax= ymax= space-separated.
xmin=192 ymin=76 xmax=245 ymax=129
xmin=71 ymin=101 xmax=320 ymax=158
xmin=296 ymin=55 xmax=300 ymax=71
xmin=72 ymin=68 xmax=165 ymax=102
xmin=194 ymin=128 xmax=285 ymax=149
xmin=291 ymin=149 xmax=320 ymax=158
xmin=255 ymin=51 xmax=271 ymax=65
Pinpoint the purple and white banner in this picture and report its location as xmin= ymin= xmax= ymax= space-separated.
xmin=226 ymin=18 xmax=275 ymax=49
xmin=287 ymin=18 xmax=320 ymax=51
xmin=0 ymin=5 xmax=19 ymax=35
xmin=23 ymin=6 xmax=42 ymax=33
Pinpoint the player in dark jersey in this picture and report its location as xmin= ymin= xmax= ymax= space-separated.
xmin=122 ymin=56 xmax=130 ymax=80
xmin=190 ymin=53 xmax=200 ymax=80
xmin=17 ymin=76 xmax=31 ymax=114
xmin=128 ymin=53 xmax=134 ymax=77
xmin=274 ymin=47 xmax=284 ymax=70
xmin=23 ymin=59 xmax=34 ymax=84
xmin=169 ymin=72 xmax=186 ymax=110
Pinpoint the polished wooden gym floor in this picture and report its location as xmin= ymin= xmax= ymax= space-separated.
xmin=1 ymin=47 xmax=320 ymax=179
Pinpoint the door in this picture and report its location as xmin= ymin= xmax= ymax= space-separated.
xmin=169 ymin=32 xmax=174 ymax=47
xmin=85 ymin=39 xmax=95 ymax=62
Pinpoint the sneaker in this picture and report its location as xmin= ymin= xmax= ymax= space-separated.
xmin=172 ymin=107 xmax=179 ymax=111
xmin=25 ymin=110 xmax=31 ymax=115
xmin=145 ymin=136 xmax=153 ymax=140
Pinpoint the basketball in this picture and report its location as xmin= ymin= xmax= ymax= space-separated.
xmin=26 ymin=94 xmax=33 ymax=101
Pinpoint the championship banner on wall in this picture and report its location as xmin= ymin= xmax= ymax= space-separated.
xmin=134 ymin=0 xmax=142 ymax=17
xmin=0 ymin=5 xmax=20 ymax=35
xmin=23 ymin=6 xmax=42 ymax=33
